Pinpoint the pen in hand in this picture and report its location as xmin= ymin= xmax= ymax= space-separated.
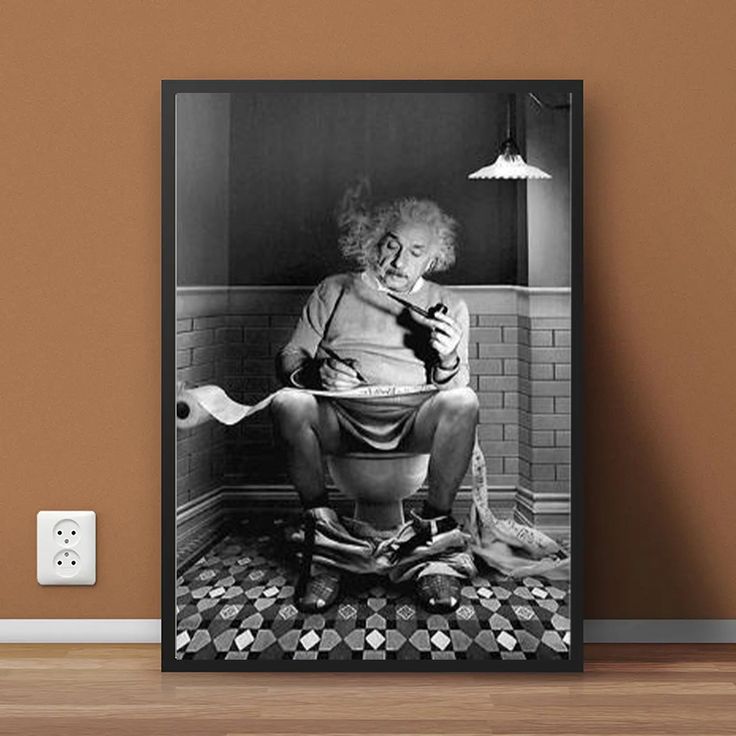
xmin=320 ymin=345 xmax=367 ymax=383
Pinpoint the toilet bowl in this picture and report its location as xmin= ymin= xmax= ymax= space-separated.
xmin=326 ymin=452 xmax=431 ymax=530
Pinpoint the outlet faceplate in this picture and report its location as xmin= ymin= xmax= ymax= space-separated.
xmin=37 ymin=511 xmax=96 ymax=585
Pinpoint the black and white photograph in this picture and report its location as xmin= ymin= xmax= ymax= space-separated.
xmin=163 ymin=80 xmax=582 ymax=671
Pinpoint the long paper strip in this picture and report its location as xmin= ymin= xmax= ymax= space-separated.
xmin=176 ymin=384 xmax=438 ymax=428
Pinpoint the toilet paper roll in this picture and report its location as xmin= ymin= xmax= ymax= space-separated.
xmin=176 ymin=384 xmax=276 ymax=429
xmin=175 ymin=388 xmax=215 ymax=429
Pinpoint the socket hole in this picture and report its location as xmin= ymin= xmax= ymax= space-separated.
xmin=71 ymin=561 xmax=76 ymax=566
xmin=71 ymin=531 xmax=76 ymax=536
xmin=57 ymin=561 xmax=62 ymax=565
xmin=57 ymin=530 xmax=62 ymax=535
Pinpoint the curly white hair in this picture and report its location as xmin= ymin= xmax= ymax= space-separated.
xmin=337 ymin=188 xmax=458 ymax=274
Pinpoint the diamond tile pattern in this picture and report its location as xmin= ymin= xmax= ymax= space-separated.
xmin=175 ymin=513 xmax=571 ymax=661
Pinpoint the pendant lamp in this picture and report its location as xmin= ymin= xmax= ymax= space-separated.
xmin=468 ymin=94 xmax=552 ymax=180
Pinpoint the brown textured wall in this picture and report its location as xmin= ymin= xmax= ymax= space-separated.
xmin=1 ymin=0 xmax=735 ymax=619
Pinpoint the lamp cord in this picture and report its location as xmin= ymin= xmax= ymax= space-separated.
xmin=506 ymin=94 xmax=512 ymax=139
xmin=528 ymin=92 xmax=571 ymax=110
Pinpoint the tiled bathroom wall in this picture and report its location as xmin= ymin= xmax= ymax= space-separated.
xmin=175 ymin=285 xmax=571 ymax=561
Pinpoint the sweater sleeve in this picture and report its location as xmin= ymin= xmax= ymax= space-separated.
xmin=275 ymin=278 xmax=342 ymax=387
xmin=431 ymin=296 xmax=470 ymax=390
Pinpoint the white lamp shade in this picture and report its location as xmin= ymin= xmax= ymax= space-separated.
xmin=468 ymin=152 xmax=551 ymax=180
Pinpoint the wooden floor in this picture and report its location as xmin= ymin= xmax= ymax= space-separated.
xmin=0 ymin=645 xmax=734 ymax=735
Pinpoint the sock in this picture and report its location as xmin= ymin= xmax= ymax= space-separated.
xmin=421 ymin=500 xmax=451 ymax=519
xmin=303 ymin=491 xmax=330 ymax=511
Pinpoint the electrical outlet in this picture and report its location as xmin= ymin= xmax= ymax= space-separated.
xmin=37 ymin=511 xmax=96 ymax=585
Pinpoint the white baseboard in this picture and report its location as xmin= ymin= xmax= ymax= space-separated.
xmin=0 ymin=619 xmax=160 ymax=643
xmin=584 ymin=619 xmax=736 ymax=643
xmin=2 ymin=619 xmax=735 ymax=644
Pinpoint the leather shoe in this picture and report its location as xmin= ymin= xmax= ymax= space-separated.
xmin=295 ymin=568 xmax=341 ymax=613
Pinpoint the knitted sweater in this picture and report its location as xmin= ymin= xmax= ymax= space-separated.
xmin=278 ymin=272 xmax=469 ymax=390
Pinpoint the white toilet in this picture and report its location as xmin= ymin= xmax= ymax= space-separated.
xmin=326 ymin=452 xmax=431 ymax=530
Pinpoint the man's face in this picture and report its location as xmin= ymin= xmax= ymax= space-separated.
xmin=373 ymin=221 xmax=437 ymax=293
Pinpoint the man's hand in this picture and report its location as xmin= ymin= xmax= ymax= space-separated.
xmin=319 ymin=358 xmax=363 ymax=391
xmin=412 ymin=310 xmax=462 ymax=364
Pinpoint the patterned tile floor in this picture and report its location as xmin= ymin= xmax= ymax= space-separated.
xmin=176 ymin=513 xmax=570 ymax=661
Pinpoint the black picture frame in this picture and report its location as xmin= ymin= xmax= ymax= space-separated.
xmin=162 ymin=79 xmax=583 ymax=672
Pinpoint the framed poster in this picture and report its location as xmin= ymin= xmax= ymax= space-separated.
xmin=162 ymin=80 xmax=583 ymax=671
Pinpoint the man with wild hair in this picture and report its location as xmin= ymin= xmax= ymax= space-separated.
xmin=272 ymin=194 xmax=479 ymax=614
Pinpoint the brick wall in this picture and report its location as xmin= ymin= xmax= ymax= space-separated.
xmin=175 ymin=291 xmax=228 ymax=507
xmin=460 ymin=288 xmax=571 ymax=526
xmin=176 ymin=286 xmax=571 ymax=529
xmin=469 ymin=313 xmax=530 ymax=489
xmin=527 ymin=318 xmax=571 ymax=495
xmin=222 ymin=290 xmax=306 ymax=485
